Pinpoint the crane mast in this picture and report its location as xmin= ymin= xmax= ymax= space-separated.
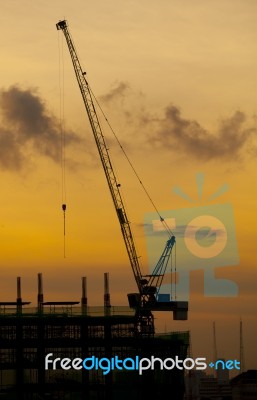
xmin=56 ymin=20 xmax=188 ymax=335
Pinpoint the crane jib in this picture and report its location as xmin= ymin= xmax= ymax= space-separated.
xmin=117 ymin=208 xmax=126 ymax=224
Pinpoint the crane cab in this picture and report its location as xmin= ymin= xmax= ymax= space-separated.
xmin=127 ymin=293 xmax=188 ymax=320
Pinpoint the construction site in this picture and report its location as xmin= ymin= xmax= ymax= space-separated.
xmin=0 ymin=273 xmax=189 ymax=399
xmin=0 ymin=19 xmax=190 ymax=399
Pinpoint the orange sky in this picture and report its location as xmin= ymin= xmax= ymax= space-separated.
xmin=0 ymin=0 xmax=256 ymax=373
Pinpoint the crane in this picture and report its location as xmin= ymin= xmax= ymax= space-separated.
xmin=56 ymin=20 xmax=188 ymax=336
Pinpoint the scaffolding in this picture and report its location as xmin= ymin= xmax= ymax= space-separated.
xmin=0 ymin=275 xmax=189 ymax=399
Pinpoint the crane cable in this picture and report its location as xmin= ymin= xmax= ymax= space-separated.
xmin=90 ymin=85 xmax=177 ymax=295
xmin=58 ymin=31 xmax=67 ymax=257
xmin=89 ymin=86 xmax=174 ymax=238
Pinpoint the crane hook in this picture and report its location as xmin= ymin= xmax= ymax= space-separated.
xmin=62 ymin=204 xmax=67 ymax=258
xmin=62 ymin=204 xmax=66 ymax=235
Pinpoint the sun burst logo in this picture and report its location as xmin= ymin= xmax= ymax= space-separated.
xmin=144 ymin=172 xmax=239 ymax=300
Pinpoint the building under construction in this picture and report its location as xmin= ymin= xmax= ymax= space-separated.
xmin=0 ymin=19 xmax=191 ymax=400
xmin=0 ymin=273 xmax=190 ymax=400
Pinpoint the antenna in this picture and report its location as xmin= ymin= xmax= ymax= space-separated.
xmin=213 ymin=321 xmax=218 ymax=378
xmin=213 ymin=321 xmax=218 ymax=361
xmin=240 ymin=318 xmax=245 ymax=373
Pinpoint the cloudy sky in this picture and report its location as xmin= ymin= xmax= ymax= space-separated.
xmin=0 ymin=0 xmax=256 ymax=372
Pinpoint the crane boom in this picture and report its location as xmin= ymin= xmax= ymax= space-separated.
xmin=56 ymin=20 xmax=188 ymax=335
xmin=56 ymin=20 xmax=142 ymax=291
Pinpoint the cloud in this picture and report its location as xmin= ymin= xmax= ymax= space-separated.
xmin=100 ymin=81 xmax=130 ymax=103
xmin=0 ymin=127 xmax=24 ymax=170
xmin=98 ymin=82 xmax=256 ymax=162
xmin=151 ymin=104 xmax=256 ymax=161
xmin=0 ymin=85 xmax=81 ymax=171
